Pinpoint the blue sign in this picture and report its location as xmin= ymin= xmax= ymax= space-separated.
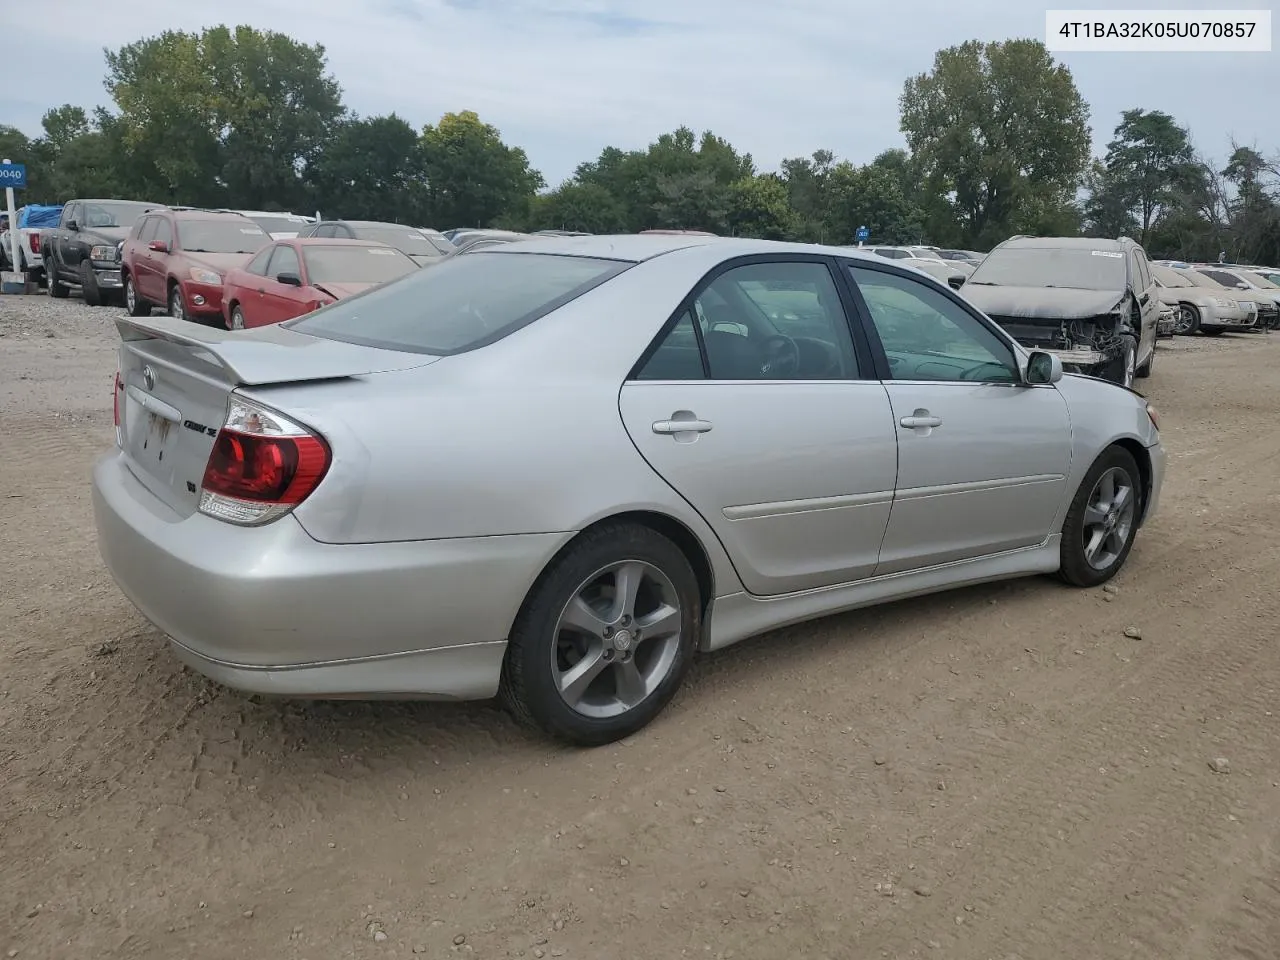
xmin=854 ymin=224 xmax=869 ymax=242
xmin=0 ymin=163 xmax=26 ymax=190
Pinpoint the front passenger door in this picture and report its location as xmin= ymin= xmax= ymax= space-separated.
xmin=845 ymin=263 xmax=1073 ymax=575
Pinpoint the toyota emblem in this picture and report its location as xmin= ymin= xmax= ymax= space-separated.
xmin=142 ymin=365 xmax=156 ymax=391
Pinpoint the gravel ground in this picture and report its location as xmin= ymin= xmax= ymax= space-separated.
xmin=3 ymin=294 xmax=1280 ymax=960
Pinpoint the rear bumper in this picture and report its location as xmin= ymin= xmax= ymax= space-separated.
xmin=92 ymin=451 xmax=570 ymax=700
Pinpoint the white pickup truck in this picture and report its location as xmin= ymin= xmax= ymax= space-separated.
xmin=0 ymin=203 xmax=61 ymax=283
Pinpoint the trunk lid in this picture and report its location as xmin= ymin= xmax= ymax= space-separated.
xmin=114 ymin=315 xmax=438 ymax=517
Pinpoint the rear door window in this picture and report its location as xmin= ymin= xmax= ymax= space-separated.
xmin=288 ymin=252 xmax=631 ymax=355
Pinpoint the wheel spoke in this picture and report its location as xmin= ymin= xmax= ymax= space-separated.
xmin=558 ymin=647 xmax=608 ymax=706
xmin=1084 ymin=527 xmax=1106 ymax=564
xmin=614 ymin=659 xmax=648 ymax=708
xmin=1111 ymin=483 xmax=1132 ymax=514
xmin=636 ymin=603 xmax=680 ymax=642
xmin=1083 ymin=503 xmax=1108 ymax=527
xmin=560 ymin=596 xmax=609 ymax=638
xmin=609 ymin=562 xmax=646 ymax=622
xmin=1097 ymin=471 xmax=1115 ymax=504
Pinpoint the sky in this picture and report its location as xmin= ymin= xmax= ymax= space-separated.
xmin=2 ymin=0 xmax=1276 ymax=186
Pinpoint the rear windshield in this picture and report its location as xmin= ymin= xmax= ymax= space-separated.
xmin=249 ymin=215 xmax=309 ymax=235
xmin=303 ymin=245 xmax=419 ymax=284
xmin=355 ymin=225 xmax=444 ymax=259
xmin=969 ymin=245 xmax=1127 ymax=291
xmin=1152 ymin=265 xmax=1191 ymax=287
xmin=178 ymin=220 xmax=269 ymax=254
xmin=288 ymin=252 xmax=631 ymax=354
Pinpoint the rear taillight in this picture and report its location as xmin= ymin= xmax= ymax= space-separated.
xmin=198 ymin=397 xmax=331 ymax=526
xmin=29 ymin=233 xmax=40 ymax=254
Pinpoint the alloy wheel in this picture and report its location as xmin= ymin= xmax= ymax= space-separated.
xmin=1082 ymin=466 xmax=1136 ymax=571
xmin=551 ymin=560 xmax=684 ymax=719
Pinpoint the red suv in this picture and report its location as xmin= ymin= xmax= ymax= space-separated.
xmin=121 ymin=209 xmax=270 ymax=324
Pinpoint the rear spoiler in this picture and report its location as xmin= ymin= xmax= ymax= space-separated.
xmin=114 ymin=315 xmax=437 ymax=386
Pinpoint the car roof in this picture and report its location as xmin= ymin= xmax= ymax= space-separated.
xmin=478 ymin=233 xmax=918 ymax=265
xmin=168 ymin=209 xmax=256 ymax=222
xmin=334 ymin=220 xmax=421 ymax=229
xmin=288 ymin=237 xmax=390 ymax=247
xmin=1000 ymin=236 xmax=1126 ymax=251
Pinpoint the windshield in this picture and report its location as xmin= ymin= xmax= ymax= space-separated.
xmin=1198 ymin=268 xmax=1251 ymax=290
xmin=418 ymin=231 xmax=457 ymax=255
xmin=1182 ymin=270 xmax=1230 ymax=291
xmin=1241 ymin=270 xmax=1279 ymax=290
xmin=1152 ymin=265 xmax=1192 ymax=288
xmin=355 ymin=225 xmax=443 ymax=258
xmin=80 ymin=201 xmax=155 ymax=229
xmin=969 ymin=245 xmax=1127 ymax=290
xmin=288 ymin=252 xmax=630 ymax=355
xmin=177 ymin=220 xmax=269 ymax=254
xmin=303 ymin=245 xmax=419 ymax=284
xmin=249 ymin=215 xmax=309 ymax=235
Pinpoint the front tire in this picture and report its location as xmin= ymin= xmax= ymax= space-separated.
xmin=168 ymin=283 xmax=189 ymax=322
xmin=1135 ymin=340 xmax=1155 ymax=379
xmin=1104 ymin=335 xmax=1137 ymax=388
xmin=80 ymin=261 xmax=103 ymax=306
xmin=229 ymin=305 xmax=246 ymax=330
xmin=1058 ymin=446 xmax=1143 ymax=588
xmin=500 ymin=523 xmax=702 ymax=746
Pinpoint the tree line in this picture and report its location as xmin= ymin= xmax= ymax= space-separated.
xmin=2 ymin=26 xmax=1277 ymax=264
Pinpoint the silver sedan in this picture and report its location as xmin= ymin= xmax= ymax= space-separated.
xmin=93 ymin=235 xmax=1165 ymax=746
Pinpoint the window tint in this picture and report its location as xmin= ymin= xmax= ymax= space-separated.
xmin=303 ymin=245 xmax=418 ymax=284
xmin=679 ymin=261 xmax=858 ymax=380
xmin=266 ymin=244 xmax=300 ymax=278
xmin=177 ymin=219 xmax=268 ymax=254
xmin=636 ymin=311 xmax=705 ymax=380
xmin=849 ymin=265 xmax=1018 ymax=383
xmin=153 ymin=218 xmax=173 ymax=247
xmin=135 ymin=216 xmax=158 ymax=243
xmin=288 ymin=252 xmax=629 ymax=355
xmin=244 ymin=246 xmax=274 ymax=276
xmin=1200 ymin=269 xmax=1247 ymax=289
xmin=62 ymin=203 xmax=79 ymax=226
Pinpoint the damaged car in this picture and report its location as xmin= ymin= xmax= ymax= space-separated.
xmin=960 ymin=236 xmax=1159 ymax=388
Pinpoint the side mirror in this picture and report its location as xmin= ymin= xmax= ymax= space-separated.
xmin=147 ymin=240 xmax=168 ymax=253
xmin=67 ymin=220 xmax=79 ymax=232
xmin=276 ymin=272 xmax=302 ymax=287
xmin=1025 ymin=351 xmax=1063 ymax=385
xmin=948 ymin=275 xmax=965 ymax=289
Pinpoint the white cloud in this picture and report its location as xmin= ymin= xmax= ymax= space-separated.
xmin=1 ymin=0 xmax=1275 ymax=187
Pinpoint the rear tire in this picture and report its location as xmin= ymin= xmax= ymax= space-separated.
xmin=1058 ymin=446 xmax=1143 ymax=588
xmin=47 ymin=263 xmax=68 ymax=298
xmin=1135 ymin=341 xmax=1155 ymax=379
xmin=124 ymin=274 xmax=150 ymax=317
xmin=499 ymin=523 xmax=702 ymax=746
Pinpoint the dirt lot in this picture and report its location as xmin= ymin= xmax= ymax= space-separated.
xmin=2 ymin=297 xmax=1279 ymax=960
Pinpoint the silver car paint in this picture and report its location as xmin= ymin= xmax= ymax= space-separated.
xmin=93 ymin=236 xmax=1165 ymax=700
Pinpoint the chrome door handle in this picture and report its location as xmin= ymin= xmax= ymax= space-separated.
xmin=900 ymin=415 xmax=942 ymax=429
xmin=652 ymin=418 xmax=713 ymax=435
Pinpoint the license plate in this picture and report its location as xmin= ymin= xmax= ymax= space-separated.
xmin=125 ymin=395 xmax=176 ymax=470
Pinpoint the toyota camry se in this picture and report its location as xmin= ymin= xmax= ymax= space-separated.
xmin=92 ymin=235 xmax=1165 ymax=746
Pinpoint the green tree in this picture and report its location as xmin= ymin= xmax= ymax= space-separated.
xmin=40 ymin=105 xmax=91 ymax=155
xmin=104 ymin=25 xmax=344 ymax=207
xmin=1101 ymin=108 xmax=1197 ymax=246
xmin=824 ymin=162 xmax=922 ymax=245
xmin=420 ymin=110 xmax=543 ymax=228
xmin=779 ymin=149 xmax=836 ymax=241
xmin=725 ymin=174 xmax=796 ymax=239
xmin=305 ymin=114 xmax=426 ymax=222
xmin=527 ymin=181 xmax=628 ymax=234
xmin=900 ymin=39 xmax=1091 ymax=247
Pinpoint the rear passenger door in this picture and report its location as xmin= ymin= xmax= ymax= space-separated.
xmin=618 ymin=255 xmax=900 ymax=597
xmin=1129 ymin=246 xmax=1159 ymax=366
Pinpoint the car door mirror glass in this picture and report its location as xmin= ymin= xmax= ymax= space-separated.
xmin=67 ymin=220 xmax=79 ymax=232
xmin=277 ymin=272 xmax=302 ymax=287
xmin=1025 ymin=351 xmax=1063 ymax=385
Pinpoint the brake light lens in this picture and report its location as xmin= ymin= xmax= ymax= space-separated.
xmin=198 ymin=398 xmax=331 ymax=526
xmin=29 ymin=233 xmax=40 ymax=254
